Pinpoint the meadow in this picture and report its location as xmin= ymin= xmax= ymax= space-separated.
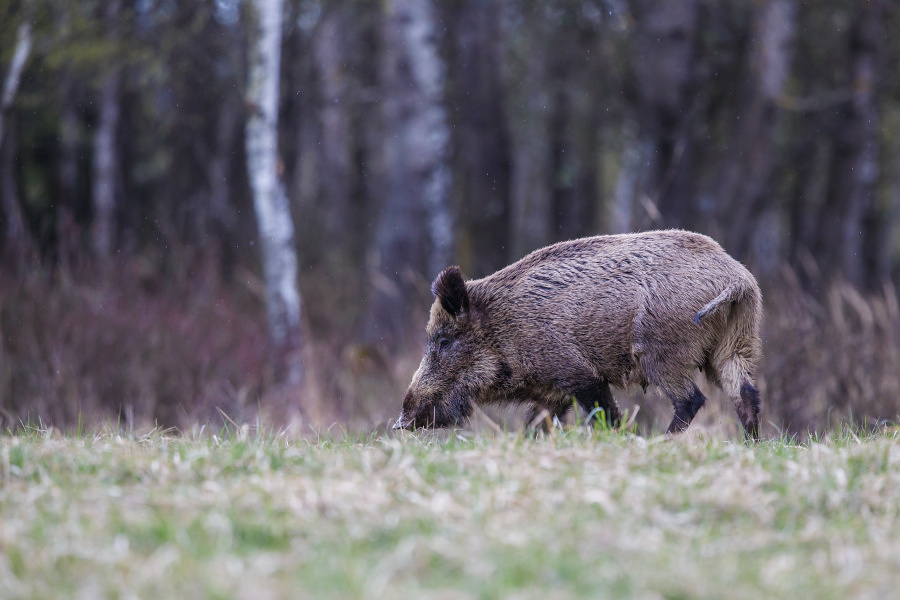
xmin=1 ymin=425 xmax=898 ymax=599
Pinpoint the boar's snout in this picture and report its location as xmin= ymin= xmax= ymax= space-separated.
xmin=392 ymin=412 xmax=413 ymax=430
xmin=394 ymin=387 xmax=467 ymax=430
xmin=393 ymin=389 xmax=420 ymax=430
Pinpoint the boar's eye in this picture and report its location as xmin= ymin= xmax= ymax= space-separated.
xmin=438 ymin=337 xmax=452 ymax=353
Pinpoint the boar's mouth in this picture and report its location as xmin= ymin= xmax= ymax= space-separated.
xmin=393 ymin=393 xmax=472 ymax=430
xmin=391 ymin=409 xmax=457 ymax=430
xmin=391 ymin=411 xmax=418 ymax=430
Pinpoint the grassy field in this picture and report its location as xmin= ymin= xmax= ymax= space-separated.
xmin=1 ymin=426 xmax=899 ymax=599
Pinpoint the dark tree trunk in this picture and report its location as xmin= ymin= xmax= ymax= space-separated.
xmin=312 ymin=6 xmax=357 ymax=261
xmin=447 ymin=0 xmax=511 ymax=278
xmin=816 ymin=0 xmax=884 ymax=288
xmin=52 ymin=1 xmax=84 ymax=270
xmin=285 ymin=13 xmax=320 ymax=259
xmin=786 ymin=129 xmax=818 ymax=279
xmin=630 ymin=0 xmax=699 ymax=229
xmin=611 ymin=120 xmax=641 ymax=234
xmin=505 ymin=6 xmax=554 ymax=260
xmin=0 ymin=123 xmax=33 ymax=266
xmin=56 ymin=72 xmax=84 ymax=270
xmin=707 ymin=0 xmax=796 ymax=266
xmin=552 ymin=26 xmax=603 ymax=241
xmin=207 ymin=90 xmax=241 ymax=281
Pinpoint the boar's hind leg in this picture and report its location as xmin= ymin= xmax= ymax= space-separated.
xmin=574 ymin=380 xmax=621 ymax=428
xmin=665 ymin=383 xmax=706 ymax=435
xmin=735 ymin=381 xmax=761 ymax=441
xmin=708 ymin=356 xmax=762 ymax=441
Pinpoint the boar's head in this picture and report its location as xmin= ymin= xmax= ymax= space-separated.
xmin=394 ymin=266 xmax=502 ymax=430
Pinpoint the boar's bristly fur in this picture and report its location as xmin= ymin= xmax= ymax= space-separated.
xmin=395 ymin=230 xmax=764 ymax=439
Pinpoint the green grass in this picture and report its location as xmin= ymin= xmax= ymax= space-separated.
xmin=1 ymin=426 xmax=899 ymax=599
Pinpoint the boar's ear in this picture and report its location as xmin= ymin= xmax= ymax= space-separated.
xmin=431 ymin=266 xmax=470 ymax=318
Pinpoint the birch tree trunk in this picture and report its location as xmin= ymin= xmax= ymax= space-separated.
xmin=246 ymin=0 xmax=305 ymax=385
xmin=0 ymin=6 xmax=32 ymax=148
xmin=0 ymin=7 xmax=34 ymax=264
xmin=90 ymin=0 xmax=121 ymax=262
xmin=363 ymin=0 xmax=453 ymax=347
xmin=91 ymin=70 xmax=120 ymax=261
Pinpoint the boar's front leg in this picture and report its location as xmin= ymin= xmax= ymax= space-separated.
xmin=573 ymin=380 xmax=621 ymax=428
xmin=665 ymin=382 xmax=707 ymax=435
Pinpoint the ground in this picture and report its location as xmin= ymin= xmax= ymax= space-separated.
xmin=1 ymin=426 xmax=898 ymax=599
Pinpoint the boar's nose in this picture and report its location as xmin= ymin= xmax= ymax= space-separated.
xmin=392 ymin=412 xmax=411 ymax=430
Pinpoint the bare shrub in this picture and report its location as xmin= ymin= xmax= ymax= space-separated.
xmin=0 ymin=260 xmax=272 ymax=431
xmin=762 ymin=271 xmax=900 ymax=434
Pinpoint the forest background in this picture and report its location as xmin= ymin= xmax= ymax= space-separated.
xmin=0 ymin=0 xmax=898 ymax=437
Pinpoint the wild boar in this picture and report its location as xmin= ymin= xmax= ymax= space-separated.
xmin=394 ymin=229 xmax=763 ymax=439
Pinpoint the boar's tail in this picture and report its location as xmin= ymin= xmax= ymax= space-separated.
xmin=694 ymin=280 xmax=754 ymax=325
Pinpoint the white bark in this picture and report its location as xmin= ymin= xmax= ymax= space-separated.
xmin=246 ymin=0 xmax=304 ymax=385
xmin=0 ymin=9 xmax=33 ymax=147
xmin=0 ymin=6 xmax=35 ymax=263
xmin=382 ymin=0 xmax=454 ymax=277
xmin=91 ymin=67 xmax=120 ymax=260
xmin=363 ymin=0 xmax=453 ymax=345
xmin=90 ymin=0 xmax=121 ymax=261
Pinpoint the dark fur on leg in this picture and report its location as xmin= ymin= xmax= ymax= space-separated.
xmin=738 ymin=381 xmax=761 ymax=441
xmin=666 ymin=384 xmax=707 ymax=435
xmin=574 ymin=380 xmax=621 ymax=428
